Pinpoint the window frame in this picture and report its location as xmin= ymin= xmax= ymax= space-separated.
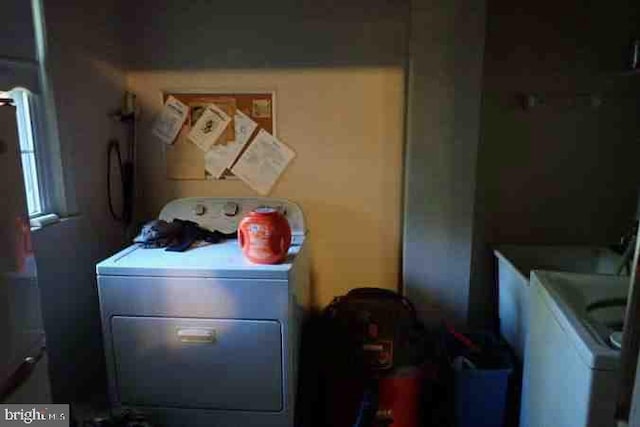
xmin=10 ymin=88 xmax=45 ymax=218
xmin=6 ymin=85 xmax=65 ymax=221
xmin=27 ymin=89 xmax=61 ymax=218
xmin=0 ymin=0 xmax=69 ymax=222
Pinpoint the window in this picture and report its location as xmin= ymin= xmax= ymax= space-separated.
xmin=3 ymin=88 xmax=43 ymax=217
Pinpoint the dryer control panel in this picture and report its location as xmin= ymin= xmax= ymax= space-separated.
xmin=158 ymin=197 xmax=306 ymax=245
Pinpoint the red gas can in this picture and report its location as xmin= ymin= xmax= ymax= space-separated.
xmin=238 ymin=207 xmax=291 ymax=264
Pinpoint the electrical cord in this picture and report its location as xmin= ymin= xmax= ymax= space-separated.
xmin=107 ymin=93 xmax=137 ymax=228
xmin=107 ymin=139 xmax=133 ymax=224
xmin=107 ymin=139 xmax=124 ymax=222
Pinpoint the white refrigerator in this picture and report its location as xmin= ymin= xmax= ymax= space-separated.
xmin=0 ymin=101 xmax=51 ymax=403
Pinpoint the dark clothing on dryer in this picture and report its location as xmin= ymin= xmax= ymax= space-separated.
xmin=133 ymin=219 xmax=236 ymax=252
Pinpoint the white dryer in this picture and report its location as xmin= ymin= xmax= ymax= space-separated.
xmin=96 ymin=197 xmax=309 ymax=427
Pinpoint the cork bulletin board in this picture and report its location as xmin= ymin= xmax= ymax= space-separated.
xmin=163 ymin=92 xmax=275 ymax=180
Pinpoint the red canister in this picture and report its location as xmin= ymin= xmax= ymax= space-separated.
xmin=378 ymin=367 xmax=424 ymax=427
xmin=238 ymin=207 xmax=292 ymax=264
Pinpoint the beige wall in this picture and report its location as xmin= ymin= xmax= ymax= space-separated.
xmin=128 ymin=68 xmax=405 ymax=307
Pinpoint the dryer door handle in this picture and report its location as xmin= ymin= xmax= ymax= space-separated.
xmin=176 ymin=328 xmax=216 ymax=344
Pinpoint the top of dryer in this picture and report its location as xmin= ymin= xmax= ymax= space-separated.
xmin=96 ymin=197 xmax=306 ymax=279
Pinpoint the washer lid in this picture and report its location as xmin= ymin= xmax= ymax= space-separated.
xmin=96 ymin=241 xmax=300 ymax=280
xmin=531 ymin=270 xmax=628 ymax=371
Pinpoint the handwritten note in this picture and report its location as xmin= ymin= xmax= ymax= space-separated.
xmin=187 ymin=103 xmax=231 ymax=152
xmin=232 ymin=129 xmax=295 ymax=195
xmin=204 ymin=110 xmax=258 ymax=178
xmin=151 ymin=96 xmax=189 ymax=144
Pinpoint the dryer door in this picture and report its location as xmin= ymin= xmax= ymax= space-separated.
xmin=111 ymin=316 xmax=283 ymax=411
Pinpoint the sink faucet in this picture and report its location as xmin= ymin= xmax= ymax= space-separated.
xmin=617 ymin=221 xmax=639 ymax=275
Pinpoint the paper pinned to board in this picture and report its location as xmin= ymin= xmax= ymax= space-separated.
xmin=187 ymin=103 xmax=232 ymax=152
xmin=204 ymin=110 xmax=258 ymax=178
xmin=190 ymin=97 xmax=237 ymax=143
xmin=232 ymin=129 xmax=295 ymax=195
xmin=151 ymin=96 xmax=189 ymax=144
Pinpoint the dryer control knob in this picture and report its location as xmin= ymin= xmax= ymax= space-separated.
xmin=223 ymin=202 xmax=239 ymax=217
xmin=193 ymin=204 xmax=206 ymax=216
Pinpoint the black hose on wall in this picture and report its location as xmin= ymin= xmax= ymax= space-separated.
xmin=107 ymin=138 xmax=133 ymax=225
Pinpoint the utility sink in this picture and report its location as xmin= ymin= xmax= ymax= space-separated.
xmin=585 ymin=298 xmax=627 ymax=348
xmin=494 ymin=245 xmax=625 ymax=359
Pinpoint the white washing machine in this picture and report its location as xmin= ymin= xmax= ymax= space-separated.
xmin=520 ymin=270 xmax=628 ymax=427
xmin=96 ymin=197 xmax=309 ymax=427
